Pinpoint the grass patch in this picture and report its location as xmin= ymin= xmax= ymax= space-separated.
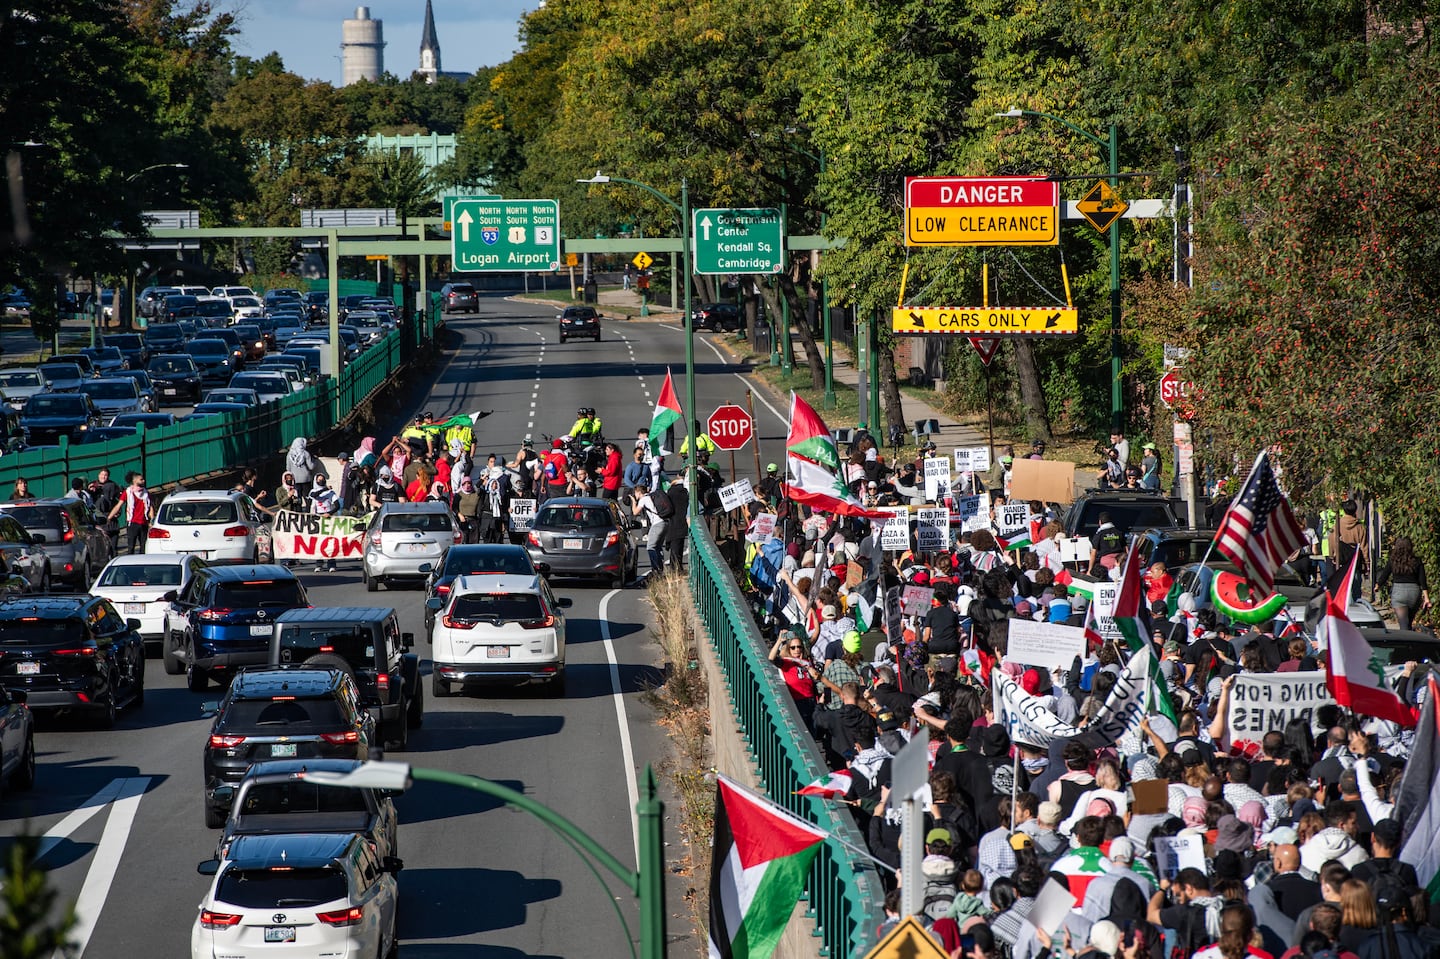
xmin=641 ymin=570 xmax=714 ymax=939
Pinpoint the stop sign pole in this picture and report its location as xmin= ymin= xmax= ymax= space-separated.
xmin=707 ymin=403 xmax=754 ymax=485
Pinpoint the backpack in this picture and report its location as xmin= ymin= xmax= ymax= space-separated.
xmin=652 ymin=489 xmax=675 ymax=519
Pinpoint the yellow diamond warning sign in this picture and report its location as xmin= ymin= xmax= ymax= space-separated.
xmin=1077 ymin=180 xmax=1129 ymax=233
xmin=892 ymin=306 xmax=1078 ymax=336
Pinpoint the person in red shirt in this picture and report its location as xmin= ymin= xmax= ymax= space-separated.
xmin=600 ymin=442 xmax=623 ymax=500
xmin=1145 ymin=561 xmax=1174 ymax=605
xmin=767 ymin=628 xmax=818 ymax=731
xmin=106 ymin=472 xmax=153 ymax=555
xmin=541 ymin=439 xmax=570 ymax=502
xmin=405 ymin=466 xmax=433 ymax=505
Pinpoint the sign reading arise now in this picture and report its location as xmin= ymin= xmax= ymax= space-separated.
xmin=905 ymin=176 xmax=1059 ymax=247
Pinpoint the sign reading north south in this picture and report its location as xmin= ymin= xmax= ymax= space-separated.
xmin=692 ymin=207 xmax=784 ymax=275
xmin=905 ymin=176 xmax=1059 ymax=246
xmin=892 ymin=306 xmax=1079 ymax=336
xmin=451 ymin=198 xmax=561 ymax=272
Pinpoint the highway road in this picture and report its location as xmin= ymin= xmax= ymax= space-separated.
xmin=0 ymin=295 xmax=793 ymax=958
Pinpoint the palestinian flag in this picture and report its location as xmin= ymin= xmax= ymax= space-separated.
xmin=1051 ymin=847 xmax=1111 ymax=900
xmin=709 ymin=774 xmax=827 ymax=959
xmin=786 ymin=455 xmax=890 ymax=519
xmin=420 ymin=410 xmax=493 ymax=432
xmin=1061 ymin=572 xmax=1097 ymax=600
xmin=785 ymin=393 xmax=840 ymax=471
xmin=1397 ymin=675 xmax=1440 ymax=901
xmin=1112 ymin=538 xmax=1151 ymax=653
xmin=649 ymin=369 xmax=682 ymax=457
xmin=996 ymin=531 xmax=1032 ymax=551
xmin=795 ymin=771 xmax=853 ymax=800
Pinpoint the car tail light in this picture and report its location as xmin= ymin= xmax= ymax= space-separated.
xmin=320 ymin=730 xmax=360 ymax=745
xmin=199 ymin=910 xmax=243 ymax=929
xmin=222 ymin=526 xmax=249 ymax=538
xmin=603 ymin=531 xmax=620 ymax=548
xmin=376 ymin=673 xmax=390 ymax=693
xmin=521 ymin=613 xmax=555 ymax=630
xmin=61 ymin=514 xmax=74 ymax=544
xmin=208 ymin=734 xmax=245 ymax=748
xmin=317 ymin=906 xmax=364 ymax=927
xmin=197 ymin=607 xmax=233 ymax=621
xmin=370 ymin=532 xmax=382 ymax=547
xmin=436 ymin=583 xmax=450 ymax=595
xmin=442 ymin=613 xmax=475 ymax=630
xmin=148 ymin=527 xmax=170 ymax=539
xmin=527 ymin=531 xmax=540 ymax=547
xmin=453 ymin=531 xmax=462 ymax=544
xmin=54 ymin=647 xmax=98 ymax=656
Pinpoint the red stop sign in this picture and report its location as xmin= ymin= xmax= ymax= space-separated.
xmin=706 ymin=404 xmax=754 ymax=451
xmin=1159 ymin=368 xmax=1198 ymax=412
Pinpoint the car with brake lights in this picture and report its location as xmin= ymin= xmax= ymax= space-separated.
xmin=0 ymin=498 xmax=112 ymax=589
xmin=163 ymin=564 xmax=307 ymax=690
xmin=90 ymin=553 xmax=206 ymax=656
xmin=426 ymin=572 xmax=568 ymax=697
xmin=422 ymin=543 xmax=544 ymax=640
xmin=556 ymin=305 xmax=601 ymax=342
xmin=524 ymin=496 xmax=637 ymax=587
xmin=200 ymin=665 xmax=378 ymax=828
xmin=147 ymin=490 xmax=272 ymax=565
xmin=361 ymin=502 xmax=461 ymax=592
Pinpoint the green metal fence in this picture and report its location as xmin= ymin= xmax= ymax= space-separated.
xmin=0 ymin=328 xmax=409 ymax=497
xmin=689 ymin=529 xmax=884 ymax=957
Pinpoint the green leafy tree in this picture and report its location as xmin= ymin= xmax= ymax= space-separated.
xmin=0 ymin=832 xmax=76 ymax=959
xmin=368 ymin=149 xmax=437 ymax=232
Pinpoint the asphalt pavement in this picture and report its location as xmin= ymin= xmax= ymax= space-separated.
xmin=0 ymin=295 xmax=782 ymax=959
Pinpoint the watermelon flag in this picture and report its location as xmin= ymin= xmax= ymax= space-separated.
xmin=709 ymin=774 xmax=827 ymax=959
xmin=649 ymin=368 xmax=682 ymax=457
xmin=1397 ymin=675 xmax=1440 ymax=901
xmin=795 ymin=771 xmax=853 ymax=800
xmin=1323 ymin=591 xmax=1417 ymax=727
xmin=1112 ymin=538 xmax=1151 ymax=653
xmin=785 ymin=393 xmax=840 ymax=471
xmin=786 ymin=455 xmax=890 ymax=519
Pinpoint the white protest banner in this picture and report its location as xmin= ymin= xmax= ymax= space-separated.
xmin=879 ymin=507 xmax=911 ymax=551
xmin=952 ymin=447 xmax=992 ymax=474
xmin=1006 ymin=620 xmax=1088 ymax=671
xmin=901 ymin=585 xmax=935 ymax=617
xmin=1085 ymin=646 xmax=1170 ymax=746
xmin=953 ymin=493 xmax=991 ymax=533
xmin=507 ymin=498 xmax=537 ymax=532
xmin=272 ymin=510 xmax=372 ymax=560
xmin=992 ymin=669 xmax=1101 ymax=748
xmin=923 ymin=456 xmax=951 ymax=500
xmin=1226 ymin=673 xmax=1331 ymax=743
xmin=998 ymin=503 xmax=1031 ymax=539
xmin=1153 ymin=834 xmax=1207 ymax=881
xmin=1089 ymin=581 xmax=1122 ymax=640
xmin=718 ymin=478 xmax=753 ymax=512
xmin=751 ymin=512 xmax=777 ymax=539
xmin=915 ymin=507 xmax=949 ymax=551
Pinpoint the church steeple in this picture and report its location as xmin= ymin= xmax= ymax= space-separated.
xmin=418 ymin=0 xmax=440 ymax=81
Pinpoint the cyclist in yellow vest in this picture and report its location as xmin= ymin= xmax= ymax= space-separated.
xmin=679 ymin=420 xmax=716 ymax=458
xmin=569 ymin=407 xmax=603 ymax=444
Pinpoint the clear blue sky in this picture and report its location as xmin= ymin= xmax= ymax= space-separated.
xmin=229 ymin=0 xmax=535 ymax=84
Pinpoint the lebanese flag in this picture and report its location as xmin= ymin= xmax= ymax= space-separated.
xmin=795 ymin=771 xmax=853 ymax=800
xmin=1083 ymin=594 xmax=1105 ymax=649
xmin=709 ymin=774 xmax=827 ymax=959
xmin=1112 ymin=538 xmax=1151 ymax=654
xmin=785 ymin=455 xmax=890 ymax=519
xmin=1324 ymin=592 xmax=1417 ymax=727
xmin=785 ymin=393 xmax=840 ymax=471
xmin=649 ymin=369 xmax=682 ymax=457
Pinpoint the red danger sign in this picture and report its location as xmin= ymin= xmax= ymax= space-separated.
xmin=905 ymin=176 xmax=1058 ymax=208
xmin=705 ymin=404 xmax=754 ymax=451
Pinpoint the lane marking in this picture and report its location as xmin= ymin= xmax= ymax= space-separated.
xmin=35 ymin=778 xmax=125 ymax=862
xmin=741 ymin=374 xmax=788 ymax=427
xmin=68 ymin=776 xmax=149 ymax=959
xmin=599 ymin=588 xmax=640 ymax=866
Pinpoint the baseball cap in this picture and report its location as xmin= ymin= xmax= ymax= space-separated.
xmin=821 ymin=604 xmax=838 ymax=621
xmin=1009 ymin=833 xmax=1034 ymax=851
xmin=767 ymin=463 xmax=778 ymax=473
xmin=1038 ymin=801 xmax=1063 ymax=825
xmin=1261 ymin=826 xmax=1298 ymax=846
xmin=336 ymin=451 xmax=350 ymax=460
xmin=926 ymin=826 xmax=955 ymax=846
xmin=842 ymin=630 xmax=862 ymax=654
xmin=1142 ymin=442 xmax=1157 ymax=451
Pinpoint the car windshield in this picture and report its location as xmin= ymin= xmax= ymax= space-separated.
xmin=234 ymin=377 xmax=284 ymax=391
xmin=213 ymin=580 xmax=302 ymax=608
xmin=112 ymin=414 xmax=171 ymax=427
xmin=0 ymin=619 xmax=84 ymax=644
xmin=80 ymin=381 xmax=136 ymax=399
xmin=187 ymin=341 xmax=228 ymax=357
xmin=536 ymin=505 xmax=612 ymax=528
xmin=196 ymin=301 xmax=230 ymax=315
xmin=26 ymin=396 xmax=85 ymax=413
xmin=225 ymin=696 xmax=343 ymax=728
xmin=96 ymin=562 xmax=185 ymax=587
xmin=237 ymin=781 xmax=368 ymax=816
xmin=215 ymin=867 xmax=347 ymax=908
xmin=1074 ymin=502 xmax=1177 ymax=536
xmin=38 ymin=363 xmax=81 ymax=378
xmin=231 ymin=297 xmax=261 ymax=308
xmin=150 ymin=358 xmax=195 ymax=374
xmin=106 ymin=335 xmax=142 ymax=349
xmin=157 ymin=500 xmax=238 ymax=525
xmin=442 ymin=549 xmax=533 ymax=577
xmin=449 ymin=593 xmax=543 ymax=621
xmin=279 ymin=627 xmax=375 ymax=668
xmin=233 ymin=326 xmax=261 ymax=339
xmin=381 ymin=512 xmax=452 ymax=533
xmin=1 ymin=505 xmax=63 ymax=529
xmin=0 ymin=371 xmax=40 ymax=388
xmin=87 ymin=348 xmax=122 ymax=361
xmin=145 ymin=328 xmax=183 ymax=342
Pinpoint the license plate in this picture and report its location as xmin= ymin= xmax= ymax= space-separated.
xmin=270 ymin=743 xmax=296 ymax=758
xmin=402 ymin=542 xmax=431 ymax=553
xmin=161 ymin=388 xmax=176 ymax=395
xmin=264 ymin=926 xmax=296 ymax=943
xmin=124 ymin=603 xmax=145 ymax=614
xmin=487 ymin=646 xmax=510 ymax=658
xmin=16 ymin=661 xmax=38 ymax=675
xmin=249 ymin=624 xmax=272 ymax=637
xmin=563 ymin=538 xmax=583 ymax=550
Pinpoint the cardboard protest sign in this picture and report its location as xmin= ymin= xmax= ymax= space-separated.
xmin=1226 ymin=673 xmax=1331 ymax=742
xmin=507 ymin=498 xmax=537 ymax=532
xmin=923 ymin=457 xmax=951 ymax=500
xmin=1005 ymin=620 xmax=1088 ymax=670
xmin=718 ymin=479 xmax=753 ymax=512
xmin=915 ymin=508 xmax=949 ymax=551
xmin=901 ymin=585 xmax=935 ymax=617
xmin=272 ymin=510 xmax=372 ymax=560
xmin=1131 ymin=779 xmax=1170 ymax=816
xmin=1008 ymin=458 xmax=1075 ymax=503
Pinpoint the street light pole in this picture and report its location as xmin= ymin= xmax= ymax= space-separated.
xmin=124 ymin=162 xmax=188 ymax=183
xmin=996 ymin=109 xmax=1123 ymax=432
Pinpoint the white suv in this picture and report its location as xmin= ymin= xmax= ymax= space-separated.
xmin=191 ymin=833 xmax=400 ymax=959
xmin=426 ymin=573 xmax=568 ymax=697
xmin=148 ymin=490 xmax=273 ymax=564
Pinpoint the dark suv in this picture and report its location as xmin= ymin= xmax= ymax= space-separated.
xmin=164 ymin=564 xmax=309 ymax=691
xmin=690 ymin=302 xmax=743 ymax=332
xmin=440 ymin=282 xmax=478 ymax=314
xmin=524 ymin=496 xmax=635 ymax=587
xmin=1059 ymin=490 xmax=1185 ymax=540
xmin=201 ymin=665 xmax=377 ymax=827
xmin=269 ymin=606 xmax=422 ymax=750
xmin=0 ymin=499 xmax=112 ymax=588
xmin=557 ymin=306 xmax=601 ymax=343
xmin=0 ymin=594 xmax=145 ymax=727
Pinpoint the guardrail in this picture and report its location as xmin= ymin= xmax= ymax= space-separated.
xmin=689 ymin=528 xmax=884 ymax=958
xmin=0 ymin=322 xmax=423 ymax=498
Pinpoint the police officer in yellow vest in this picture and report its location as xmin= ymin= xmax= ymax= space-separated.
xmin=569 ymin=407 xmax=603 ymax=444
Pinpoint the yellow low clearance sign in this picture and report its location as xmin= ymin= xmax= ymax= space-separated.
xmin=891 ymin=307 xmax=1079 ymax=336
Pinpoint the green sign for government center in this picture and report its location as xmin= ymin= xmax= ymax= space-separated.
xmin=691 ymin=207 xmax=785 ymax=275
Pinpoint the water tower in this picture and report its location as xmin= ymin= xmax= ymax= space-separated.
xmin=341 ymin=5 xmax=385 ymax=85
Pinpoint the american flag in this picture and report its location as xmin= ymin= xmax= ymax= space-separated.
xmin=1214 ymin=451 xmax=1308 ymax=594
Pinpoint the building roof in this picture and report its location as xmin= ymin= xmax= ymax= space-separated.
xmin=420 ymin=0 xmax=440 ymax=57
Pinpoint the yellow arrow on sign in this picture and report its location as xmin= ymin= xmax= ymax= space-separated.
xmin=891 ymin=306 xmax=1078 ymax=335
xmin=632 ymin=251 xmax=653 ymax=270
xmin=1077 ymin=180 xmax=1129 ymax=233
xmin=863 ymin=916 xmax=949 ymax=959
